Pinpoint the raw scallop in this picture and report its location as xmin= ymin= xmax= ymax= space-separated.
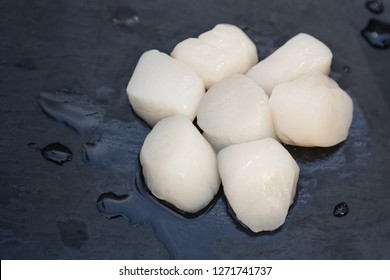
xmin=197 ymin=74 xmax=275 ymax=151
xmin=126 ymin=49 xmax=205 ymax=127
xmin=269 ymin=72 xmax=353 ymax=147
xmin=140 ymin=115 xmax=221 ymax=213
xmin=218 ymin=138 xmax=299 ymax=232
xmin=171 ymin=24 xmax=258 ymax=89
xmin=246 ymin=33 xmax=332 ymax=96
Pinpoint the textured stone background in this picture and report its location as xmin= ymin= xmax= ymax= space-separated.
xmin=0 ymin=0 xmax=389 ymax=259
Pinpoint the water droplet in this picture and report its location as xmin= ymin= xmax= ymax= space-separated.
xmin=333 ymin=202 xmax=349 ymax=217
xmin=37 ymin=92 xmax=102 ymax=134
xmin=14 ymin=58 xmax=36 ymax=70
xmin=111 ymin=7 xmax=140 ymax=27
xmin=361 ymin=18 xmax=390 ymax=49
xmin=365 ymin=0 xmax=384 ymax=14
xmin=41 ymin=143 xmax=73 ymax=165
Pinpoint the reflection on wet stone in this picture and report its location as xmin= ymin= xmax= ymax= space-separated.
xmin=96 ymin=161 xmax=219 ymax=259
xmin=28 ymin=141 xmax=73 ymax=165
xmin=37 ymin=92 xmax=102 ymax=134
xmin=40 ymin=143 xmax=73 ymax=165
xmin=111 ymin=7 xmax=140 ymax=27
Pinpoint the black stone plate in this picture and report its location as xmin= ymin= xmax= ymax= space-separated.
xmin=1 ymin=0 xmax=389 ymax=259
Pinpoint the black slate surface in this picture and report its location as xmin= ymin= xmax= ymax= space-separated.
xmin=1 ymin=0 xmax=389 ymax=259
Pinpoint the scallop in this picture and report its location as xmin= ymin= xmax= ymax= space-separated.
xmin=269 ymin=72 xmax=353 ymax=147
xmin=246 ymin=33 xmax=333 ymax=96
xmin=126 ymin=49 xmax=205 ymax=127
xmin=171 ymin=24 xmax=258 ymax=89
xmin=218 ymin=138 xmax=299 ymax=232
xmin=197 ymin=74 xmax=275 ymax=151
xmin=140 ymin=115 xmax=221 ymax=213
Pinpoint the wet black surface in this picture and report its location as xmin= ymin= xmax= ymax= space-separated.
xmin=1 ymin=0 xmax=390 ymax=259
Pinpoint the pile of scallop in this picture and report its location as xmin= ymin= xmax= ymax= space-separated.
xmin=126 ymin=24 xmax=353 ymax=233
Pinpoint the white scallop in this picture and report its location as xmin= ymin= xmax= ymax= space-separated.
xmin=246 ymin=33 xmax=333 ymax=96
xmin=126 ymin=49 xmax=205 ymax=127
xmin=269 ymin=72 xmax=353 ymax=147
xmin=140 ymin=115 xmax=221 ymax=213
xmin=171 ymin=24 xmax=258 ymax=89
xmin=197 ymin=74 xmax=275 ymax=151
xmin=218 ymin=138 xmax=299 ymax=232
